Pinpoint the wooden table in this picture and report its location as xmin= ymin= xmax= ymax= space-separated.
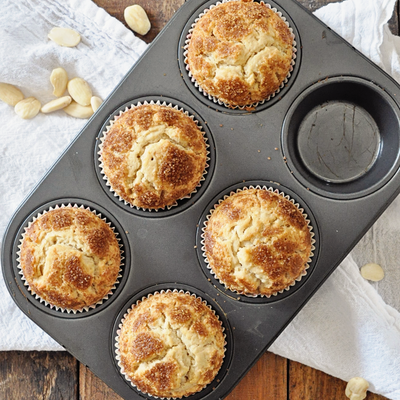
xmin=0 ymin=1 xmax=397 ymax=399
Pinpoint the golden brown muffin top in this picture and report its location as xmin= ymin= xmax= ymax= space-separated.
xmin=101 ymin=104 xmax=207 ymax=209
xmin=204 ymin=188 xmax=312 ymax=296
xmin=118 ymin=291 xmax=225 ymax=398
xmin=187 ymin=0 xmax=293 ymax=106
xmin=19 ymin=207 xmax=121 ymax=310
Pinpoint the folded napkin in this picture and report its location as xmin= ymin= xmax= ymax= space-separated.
xmin=1 ymin=0 xmax=400 ymax=399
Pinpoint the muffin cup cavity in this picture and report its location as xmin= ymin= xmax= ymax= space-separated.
xmin=16 ymin=203 xmax=125 ymax=315
xmin=281 ymin=76 xmax=400 ymax=199
xmin=114 ymin=288 xmax=229 ymax=399
xmin=97 ymin=99 xmax=213 ymax=215
xmin=197 ymin=182 xmax=317 ymax=303
xmin=182 ymin=0 xmax=298 ymax=111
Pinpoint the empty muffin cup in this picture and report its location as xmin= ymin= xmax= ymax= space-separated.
xmin=282 ymin=76 xmax=400 ymax=199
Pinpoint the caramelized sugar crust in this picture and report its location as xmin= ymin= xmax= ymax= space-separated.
xmin=187 ymin=0 xmax=293 ymax=106
xmin=118 ymin=291 xmax=225 ymax=398
xmin=20 ymin=207 xmax=120 ymax=309
xmin=204 ymin=189 xmax=312 ymax=296
xmin=101 ymin=104 xmax=207 ymax=209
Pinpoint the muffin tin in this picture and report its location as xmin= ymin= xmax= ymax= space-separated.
xmin=3 ymin=0 xmax=400 ymax=398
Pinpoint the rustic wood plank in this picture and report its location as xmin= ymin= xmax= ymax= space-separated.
xmin=79 ymin=364 xmax=123 ymax=400
xmin=227 ymin=352 xmax=287 ymax=400
xmin=92 ymin=0 xmax=185 ymax=43
xmin=388 ymin=0 xmax=399 ymax=35
xmin=289 ymin=360 xmax=389 ymax=400
xmin=0 ymin=351 xmax=77 ymax=400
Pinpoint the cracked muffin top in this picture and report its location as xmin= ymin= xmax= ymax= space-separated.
xmin=101 ymin=104 xmax=207 ymax=209
xmin=186 ymin=0 xmax=293 ymax=107
xmin=19 ymin=207 xmax=121 ymax=310
xmin=203 ymin=188 xmax=312 ymax=296
xmin=117 ymin=291 xmax=225 ymax=398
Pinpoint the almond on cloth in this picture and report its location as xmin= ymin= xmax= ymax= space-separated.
xmin=48 ymin=27 xmax=81 ymax=47
xmin=0 ymin=83 xmax=24 ymax=106
xmin=360 ymin=263 xmax=384 ymax=281
xmin=63 ymin=101 xmax=93 ymax=119
xmin=90 ymin=96 xmax=102 ymax=112
xmin=41 ymin=96 xmax=72 ymax=113
xmin=50 ymin=67 xmax=68 ymax=97
xmin=15 ymin=97 xmax=41 ymax=119
xmin=67 ymin=78 xmax=92 ymax=106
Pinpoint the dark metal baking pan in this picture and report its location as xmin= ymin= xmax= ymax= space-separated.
xmin=3 ymin=0 xmax=400 ymax=398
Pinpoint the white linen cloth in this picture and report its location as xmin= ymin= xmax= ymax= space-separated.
xmin=0 ymin=0 xmax=147 ymax=349
xmin=0 ymin=0 xmax=400 ymax=398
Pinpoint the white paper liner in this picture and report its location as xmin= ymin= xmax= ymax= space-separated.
xmin=98 ymin=100 xmax=210 ymax=212
xmin=183 ymin=0 xmax=297 ymax=109
xmin=201 ymin=185 xmax=316 ymax=298
xmin=16 ymin=203 xmax=124 ymax=314
xmin=114 ymin=288 xmax=227 ymax=399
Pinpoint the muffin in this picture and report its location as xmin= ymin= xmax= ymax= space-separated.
xmin=116 ymin=291 xmax=225 ymax=398
xmin=19 ymin=206 xmax=121 ymax=310
xmin=186 ymin=0 xmax=294 ymax=107
xmin=203 ymin=188 xmax=312 ymax=296
xmin=100 ymin=103 xmax=207 ymax=209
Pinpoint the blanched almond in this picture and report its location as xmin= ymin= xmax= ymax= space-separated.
xmin=15 ymin=97 xmax=41 ymax=119
xmin=41 ymin=96 xmax=72 ymax=113
xmin=124 ymin=5 xmax=151 ymax=35
xmin=67 ymin=78 xmax=92 ymax=106
xmin=0 ymin=83 xmax=24 ymax=106
xmin=345 ymin=377 xmax=369 ymax=400
xmin=63 ymin=101 xmax=93 ymax=119
xmin=50 ymin=68 xmax=68 ymax=97
xmin=48 ymin=27 xmax=81 ymax=47
xmin=90 ymin=96 xmax=102 ymax=112
xmin=360 ymin=263 xmax=384 ymax=281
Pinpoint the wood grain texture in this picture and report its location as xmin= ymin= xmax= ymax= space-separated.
xmin=289 ymin=361 xmax=389 ymax=400
xmin=0 ymin=351 xmax=77 ymax=400
xmin=227 ymin=352 xmax=287 ymax=400
xmin=79 ymin=364 xmax=123 ymax=400
xmin=389 ymin=0 xmax=400 ymax=35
